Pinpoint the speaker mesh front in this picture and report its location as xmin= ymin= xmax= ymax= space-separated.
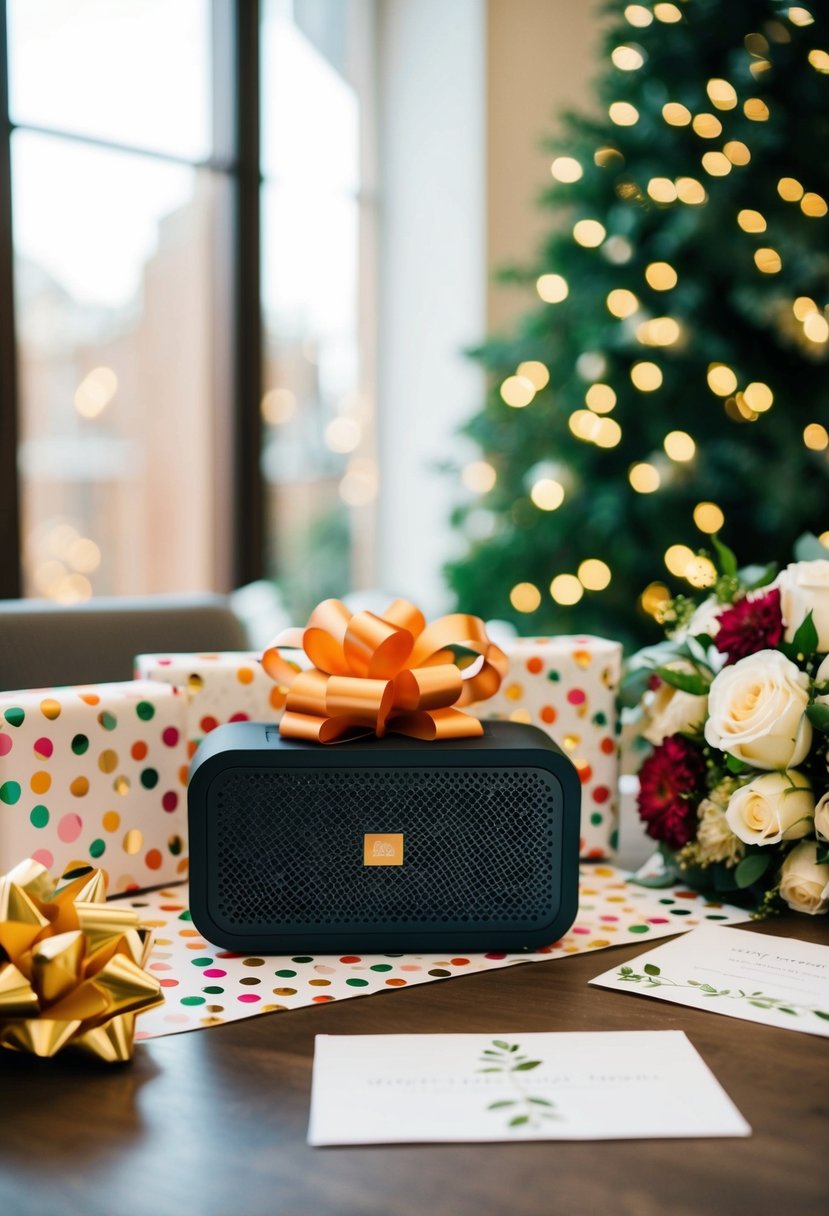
xmin=209 ymin=766 xmax=560 ymax=933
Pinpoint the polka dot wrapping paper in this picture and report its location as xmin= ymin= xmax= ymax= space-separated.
xmin=134 ymin=652 xmax=286 ymax=760
xmin=0 ymin=682 xmax=189 ymax=892
xmin=468 ymin=636 xmax=622 ymax=858
xmin=127 ymin=864 xmax=751 ymax=1040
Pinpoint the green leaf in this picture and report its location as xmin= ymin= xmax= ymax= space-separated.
xmin=779 ymin=1007 xmax=797 ymax=1016
xmin=815 ymin=1011 xmax=829 ymax=1021
xmin=509 ymin=1044 xmax=520 ymax=1052
xmin=528 ymin=1097 xmax=555 ymax=1107
xmin=655 ymin=666 xmax=709 ymax=696
xmin=725 ymin=753 xmax=748 ymax=775
xmin=711 ymin=534 xmax=738 ymax=578
xmin=735 ymin=853 xmax=771 ymax=889
xmin=744 ymin=563 xmax=778 ymax=592
xmin=512 ymin=1060 xmax=542 ymax=1072
xmin=619 ymin=966 xmax=633 ymax=976
xmin=509 ymin=1115 xmax=530 ymax=1128
xmin=487 ymin=1100 xmax=516 ymax=1110
xmin=701 ymin=984 xmax=718 ymax=994
xmin=791 ymin=610 xmax=819 ymax=657
xmin=643 ymin=963 xmax=661 ymax=976
xmin=479 ymin=1067 xmax=502 ymax=1073
xmin=492 ymin=1040 xmax=511 ymax=1051
xmin=806 ymin=703 xmax=829 ymax=734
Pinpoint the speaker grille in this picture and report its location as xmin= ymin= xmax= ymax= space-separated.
xmin=209 ymin=765 xmax=560 ymax=933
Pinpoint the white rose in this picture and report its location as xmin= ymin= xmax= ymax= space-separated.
xmin=775 ymin=560 xmax=829 ymax=652
xmin=642 ymin=661 xmax=708 ymax=746
xmin=704 ymin=649 xmax=812 ymax=769
xmin=779 ymin=840 xmax=829 ymax=915
xmin=814 ymin=791 xmax=829 ymax=842
xmin=725 ymin=771 xmax=814 ymax=846
xmin=697 ymin=799 xmax=745 ymax=865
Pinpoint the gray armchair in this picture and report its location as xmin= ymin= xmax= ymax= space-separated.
xmin=0 ymin=593 xmax=250 ymax=691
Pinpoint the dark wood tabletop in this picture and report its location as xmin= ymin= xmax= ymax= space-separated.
xmin=1 ymin=914 xmax=827 ymax=1216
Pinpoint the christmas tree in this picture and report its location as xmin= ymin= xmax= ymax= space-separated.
xmin=447 ymin=0 xmax=829 ymax=649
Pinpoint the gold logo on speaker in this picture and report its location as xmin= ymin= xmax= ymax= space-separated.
xmin=363 ymin=833 xmax=404 ymax=866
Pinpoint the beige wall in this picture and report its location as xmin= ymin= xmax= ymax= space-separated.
xmin=486 ymin=0 xmax=603 ymax=333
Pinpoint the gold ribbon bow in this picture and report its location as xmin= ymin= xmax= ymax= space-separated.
xmin=262 ymin=598 xmax=507 ymax=743
xmin=0 ymin=858 xmax=163 ymax=1062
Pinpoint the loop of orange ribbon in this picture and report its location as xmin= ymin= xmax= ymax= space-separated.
xmin=262 ymin=598 xmax=507 ymax=743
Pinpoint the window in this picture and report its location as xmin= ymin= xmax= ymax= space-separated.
xmin=0 ymin=0 xmax=376 ymax=612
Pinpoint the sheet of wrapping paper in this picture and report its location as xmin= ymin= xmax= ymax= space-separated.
xmin=123 ymin=865 xmax=751 ymax=1040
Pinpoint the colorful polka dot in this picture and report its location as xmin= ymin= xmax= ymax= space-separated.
xmin=162 ymin=726 xmax=180 ymax=747
xmin=0 ymin=734 xmax=12 ymax=757
xmin=131 ymin=741 xmax=148 ymax=761
xmin=30 ymin=770 xmax=51 ymax=794
xmin=29 ymin=804 xmax=49 ymax=828
xmin=97 ymin=711 xmax=117 ymax=730
xmin=136 ymin=701 xmax=156 ymax=721
xmin=39 ymin=698 xmax=61 ymax=720
xmin=70 ymin=776 xmax=90 ymax=797
xmin=57 ymin=813 xmax=83 ymax=843
xmin=32 ymin=736 xmax=53 ymax=759
xmin=4 ymin=707 xmax=25 ymax=727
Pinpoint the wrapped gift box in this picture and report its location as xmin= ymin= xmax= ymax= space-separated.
xmin=469 ymin=636 xmax=621 ymax=858
xmin=134 ymin=652 xmax=286 ymax=757
xmin=0 ymin=681 xmax=189 ymax=892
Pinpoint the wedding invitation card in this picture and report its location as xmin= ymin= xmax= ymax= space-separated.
xmin=307 ymin=1030 xmax=750 ymax=1145
xmin=590 ymin=924 xmax=829 ymax=1038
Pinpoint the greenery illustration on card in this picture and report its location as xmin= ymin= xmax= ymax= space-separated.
xmin=616 ymin=963 xmax=829 ymax=1023
xmin=478 ymin=1039 xmax=562 ymax=1130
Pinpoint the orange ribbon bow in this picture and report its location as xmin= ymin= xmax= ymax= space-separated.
xmin=262 ymin=598 xmax=507 ymax=744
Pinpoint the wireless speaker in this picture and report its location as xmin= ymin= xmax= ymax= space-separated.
xmin=188 ymin=720 xmax=580 ymax=952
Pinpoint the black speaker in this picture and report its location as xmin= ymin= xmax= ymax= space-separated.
xmin=188 ymin=720 xmax=580 ymax=952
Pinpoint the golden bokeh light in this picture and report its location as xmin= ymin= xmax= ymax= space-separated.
xmin=500 ymin=375 xmax=536 ymax=408
xmin=724 ymin=140 xmax=751 ymax=165
xmin=624 ymin=4 xmax=653 ymax=26
xmin=804 ymin=313 xmax=829 ymax=343
xmin=324 ymin=416 xmax=361 ymax=454
xmin=693 ymin=502 xmax=725 ymax=533
xmin=737 ymin=209 xmax=766 ymax=233
xmin=609 ymin=101 xmax=640 ymax=126
xmin=630 ymin=361 xmax=663 ymax=391
xmin=754 ymin=247 xmax=782 ymax=273
xmin=612 ymin=45 xmax=645 ymax=70
xmin=593 ymin=417 xmax=623 ymax=448
xmin=744 ymin=98 xmax=770 ymax=121
xmin=701 ymin=151 xmax=732 ymax=176
xmin=261 ymin=387 xmax=297 ymax=425
xmin=664 ymin=543 xmax=695 ymax=577
xmin=636 ymin=316 xmax=682 ymax=346
xmin=510 ymin=582 xmax=542 ymax=613
xmin=578 ymin=559 xmax=612 ymax=591
xmin=629 ymin=462 xmax=662 ymax=493
xmin=664 ymin=430 xmax=696 ymax=461
xmin=550 ymin=574 xmax=584 ymax=605
xmin=793 ymin=296 xmax=818 ymax=320
xmin=74 ymin=366 xmax=118 ymax=420
xmin=654 ymin=3 xmax=682 ymax=21
xmin=594 ymin=146 xmax=625 ymax=168
xmin=517 ymin=360 xmax=551 ymax=389
xmin=645 ymin=261 xmax=678 ymax=291
xmin=641 ymin=581 xmax=671 ymax=617
xmin=586 ymin=383 xmax=617 ymax=413
xmin=804 ymin=423 xmax=829 ymax=450
xmin=801 ymin=192 xmax=828 ymax=217
xmin=706 ymin=78 xmax=738 ymax=110
xmin=692 ymin=113 xmax=722 ymax=138
xmin=536 ymin=273 xmax=569 ymax=303
xmin=569 ymin=410 xmax=602 ymax=441
xmin=778 ymin=176 xmax=804 ymax=201
xmin=676 ymin=177 xmax=707 ymax=204
xmin=531 ymin=478 xmax=566 ymax=511
xmin=685 ymin=555 xmax=717 ymax=588
xmin=808 ymin=49 xmax=829 ymax=73
xmin=743 ymin=381 xmax=774 ymax=412
xmin=607 ymin=287 xmax=640 ymax=317
xmin=662 ymin=102 xmax=692 ymax=126
xmin=647 ymin=177 xmax=678 ymax=203
xmin=339 ymin=458 xmax=379 ymax=506
xmin=461 ymin=461 xmax=497 ymax=494
xmin=573 ymin=219 xmax=607 ymax=247
xmin=707 ymin=364 xmax=739 ymax=396
xmin=788 ymin=7 xmax=814 ymax=27
xmin=551 ymin=156 xmax=583 ymax=183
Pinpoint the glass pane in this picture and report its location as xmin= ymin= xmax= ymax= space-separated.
xmin=261 ymin=183 xmax=369 ymax=616
xmin=261 ymin=0 xmax=360 ymax=191
xmin=7 ymin=0 xmax=212 ymax=161
xmin=13 ymin=131 xmax=232 ymax=600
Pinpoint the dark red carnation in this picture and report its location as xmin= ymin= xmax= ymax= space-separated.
xmin=637 ymin=734 xmax=706 ymax=851
xmin=713 ymin=587 xmax=783 ymax=665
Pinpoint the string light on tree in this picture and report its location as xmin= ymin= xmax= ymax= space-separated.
xmin=551 ymin=156 xmax=583 ymax=182
xmin=500 ymin=376 xmax=536 ymax=407
xmin=536 ymin=273 xmax=569 ymax=303
xmin=804 ymin=423 xmax=829 ymax=451
xmin=578 ymin=559 xmax=612 ymax=590
xmin=693 ymin=502 xmax=725 ymax=533
xmin=645 ymin=262 xmax=678 ymax=290
xmin=630 ymin=361 xmax=663 ymax=391
xmin=517 ymin=361 xmax=550 ymax=389
xmin=663 ymin=430 xmax=696 ymax=461
xmin=461 ymin=461 xmax=497 ymax=494
xmin=629 ymin=462 xmax=661 ymax=493
xmin=549 ymin=574 xmax=583 ymax=605
xmin=510 ymin=582 xmax=542 ymax=613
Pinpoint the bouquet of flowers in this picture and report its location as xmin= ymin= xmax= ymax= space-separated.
xmin=628 ymin=538 xmax=829 ymax=916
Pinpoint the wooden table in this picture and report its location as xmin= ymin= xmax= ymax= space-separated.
xmin=1 ymin=914 xmax=827 ymax=1216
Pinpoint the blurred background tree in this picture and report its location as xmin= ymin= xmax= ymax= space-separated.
xmin=447 ymin=0 xmax=829 ymax=649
